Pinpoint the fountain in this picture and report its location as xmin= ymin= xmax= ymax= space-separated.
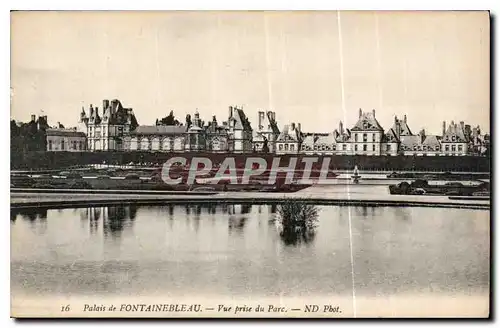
xmin=351 ymin=165 xmax=361 ymax=184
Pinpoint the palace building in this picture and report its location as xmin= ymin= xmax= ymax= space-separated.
xmin=252 ymin=111 xmax=280 ymax=153
xmin=79 ymin=99 xmax=139 ymax=151
xmin=75 ymin=100 xmax=488 ymax=156
xmin=46 ymin=127 xmax=87 ymax=152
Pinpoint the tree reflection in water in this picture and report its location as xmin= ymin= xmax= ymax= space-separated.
xmin=12 ymin=208 xmax=48 ymax=222
xmin=276 ymin=200 xmax=319 ymax=246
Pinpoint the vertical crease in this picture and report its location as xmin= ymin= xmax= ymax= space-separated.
xmin=264 ymin=13 xmax=273 ymax=110
xmin=375 ymin=12 xmax=383 ymax=110
xmin=337 ymin=10 xmax=356 ymax=318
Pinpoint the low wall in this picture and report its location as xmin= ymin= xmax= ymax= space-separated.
xmin=11 ymin=151 xmax=491 ymax=172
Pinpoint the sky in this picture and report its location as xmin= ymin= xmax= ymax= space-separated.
xmin=11 ymin=11 xmax=490 ymax=135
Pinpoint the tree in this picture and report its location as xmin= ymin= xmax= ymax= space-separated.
xmin=186 ymin=114 xmax=192 ymax=129
xmin=158 ymin=110 xmax=179 ymax=126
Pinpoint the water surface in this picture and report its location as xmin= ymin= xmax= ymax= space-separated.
xmin=11 ymin=204 xmax=489 ymax=299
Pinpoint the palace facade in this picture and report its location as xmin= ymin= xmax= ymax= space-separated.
xmin=74 ymin=99 xmax=489 ymax=156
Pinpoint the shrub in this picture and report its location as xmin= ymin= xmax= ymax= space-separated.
xmin=276 ymin=199 xmax=319 ymax=245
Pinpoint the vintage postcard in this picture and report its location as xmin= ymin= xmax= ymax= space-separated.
xmin=10 ymin=10 xmax=490 ymax=318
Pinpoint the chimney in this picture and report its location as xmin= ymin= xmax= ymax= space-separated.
xmin=420 ymin=129 xmax=425 ymax=143
xmin=396 ymin=120 xmax=401 ymax=138
xmin=291 ymin=123 xmax=296 ymax=131
xmin=359 ymin=108 xmax=362 ymax=118
xmin=394 ymin=115 xmax=398 ymax=124
xmin=460 ymin=121 xmax=465 ymax=131
xmin=404 ymin=115 xmax=407 ymax=123
xmin=103 ymin=99 xmax=109 ymax=110
xmin=298 ymin=123 xmax=301 ymax=132
xmin=31 ymin=114 xmax=36 ymax=122
xmin=228 ymin=106 xmax=233 ymax=118
xmin=339 ymin=121 xmax=343 ymax=135
xmin=95 ymin=107 xmax=99 ymax=117
xmin=442 ymin=121 xmax=446 ymax=136
xmin=372 ymin=109 xmax=376 ymax=118
xmin=258 ymin=111 xmax=264 ymax=128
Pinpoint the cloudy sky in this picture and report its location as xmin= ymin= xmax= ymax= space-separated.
xmin=11 ymin=11 xmax=489 ymax=134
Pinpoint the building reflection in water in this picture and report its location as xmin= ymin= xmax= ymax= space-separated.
xmin=79 ymin=205 xmax=137 ymax=238
xmin=227 ymin=204 xmax=252 ymax=234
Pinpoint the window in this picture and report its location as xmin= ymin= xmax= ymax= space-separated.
xmin=332 ymin=145 xmax=336 ymax=151
xmin=290 ymin=144 xmax=295 ymax=151
xmin=279 ymin=144 xmax=283 ymax=151
xmin=372 ymin=144 xmax=375 ymax=151
xmin=354 ymin=145 xmax=358 ymax=151
xmin=363 ymin=134 xmax=367 ymax=142
xmin=342 ymin=144 xmax=346 ymax=151
xmin=363 ymin=144 xmax=367 ymax=151
xmin=451 ymin=145 xmax=456 ymax=152
xmin=386 ymin=144 xmax=391 ymax=151
xmin=372 ymin=134 xmax=376 ymax=142
xmin=458 ymin=145 xmax=463 ymax=151
xmin=285 ymin=144 xmax=289 ymax=151
xmin=354 ymin=134 xmax=358 ymax=142
xmin=61 ymin=139 xmax=65 ymax=150
xmin=48 ymin=140 xmax=52 ymax=150
xmin=445 ymin=145 xmax=449 ymax=151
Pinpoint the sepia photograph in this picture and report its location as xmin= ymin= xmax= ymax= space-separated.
xmin=9 ymin=10 xmax=490 ymax=318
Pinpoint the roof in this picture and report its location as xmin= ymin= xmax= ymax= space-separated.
xmin=277 ymin=125 xmax=301 ymax=142
xmin=383 ymin=128 xmax=399 ymax=143
xmin=422 ymin=135 xmax=441 ymax=146
xmin=206 ymin=122 xmax=228 ymax=135
xmin=390 ymin=117 xmax=413 ymax=136
xmin=400 ymin=135 xmax=422 ymax=147
xmin=252 ymin=131 xmax=266 ymax=141
xmin=334 ymin=129 xmax=351 ymax=142
xmin=316 ymin=133 xmax=336 ymax=145
xmin=230 ymin=107 xmax=252 ymax=131
xmin=301 ymin=135 xmax=316 ymax=147
xmin=46 ymin=128 xmax=86 ymax=137
xmin=87 ymin=99 xmax=139 ymax=129
xmin=130 ymin=125 xmax=186 ymax=135
xmin=350 ymin=111 xmax=384 ymax=131
xmin=442 ymin=123 xmax=468 ymax=143
xmin=266 ymin=111 xmax=280 ymax=134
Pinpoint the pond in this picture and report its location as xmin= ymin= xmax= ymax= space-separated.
xmin=11 ymin=203 xmax=489 ymax=302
